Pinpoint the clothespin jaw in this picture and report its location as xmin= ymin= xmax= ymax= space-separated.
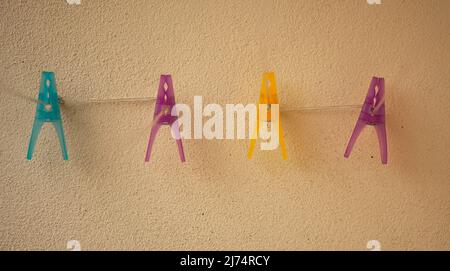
xmin=145 ymin=75 xmax=185 ymax=162
xmin=258 ymin=72 xmax=279 ymax=122
xmin=27 ymin=71 xmax=68 ymax=160
xmin=247 ymin=72 xmax=287 ymax=160
xmin=344 ymin=76 xmax=387 ymax=164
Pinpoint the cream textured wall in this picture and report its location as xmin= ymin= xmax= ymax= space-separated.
xmin=1 ymin=0 xmax=449 ymax=251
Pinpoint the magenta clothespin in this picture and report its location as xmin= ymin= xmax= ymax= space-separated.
xmin=344 ymin=77 xmax=387 ymax=164
xmin=145 ymin=75 xmax=185 ymax=162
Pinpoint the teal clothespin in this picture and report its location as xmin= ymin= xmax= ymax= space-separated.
xmin=27 ymin=71 xmax=68 ymax=160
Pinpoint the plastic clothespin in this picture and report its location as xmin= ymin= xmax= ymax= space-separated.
xmin=247 ymin=72 xmax=287 ymax=160
xmin=145 ymin=75 xmax=185 ymax=162
xmin=27 ymin=71 xmax=68 ymax=160
xmin=344 ymin=76 xmax=387 ymax=164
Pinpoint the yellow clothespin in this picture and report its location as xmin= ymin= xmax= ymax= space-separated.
xmin=248 ymin=72 xmax=287 ymax=160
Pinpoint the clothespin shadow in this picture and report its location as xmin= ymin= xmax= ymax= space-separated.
xmin=344 ymin=76 xmax=387 ymax=164
xmin=145 ymin=75 xmax=185 ymax=162
xmin=248 ymin=72 xmax=287 ymax=160
xmin=27 ymin=71 xmax=68 ymax=160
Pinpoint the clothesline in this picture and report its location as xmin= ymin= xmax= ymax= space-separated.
xmin=30 ymin=96 xmax=363 ymax=112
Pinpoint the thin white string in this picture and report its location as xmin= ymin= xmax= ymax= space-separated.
xmin=33 ymin=97 xmax=362 ymax=112
xmin=77 ymin=97 xmax=157 ymax=104
xmin=283 ymin=104 xmax=362 ymax=112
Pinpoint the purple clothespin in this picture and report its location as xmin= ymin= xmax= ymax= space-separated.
xmin=145 ymin=75 xmax=185 ymax=162
xmin=344 ymin=77 xmax=387 ymax=164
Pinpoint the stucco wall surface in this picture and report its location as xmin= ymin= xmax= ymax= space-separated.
xmin=0 ymin=0 xmax=449 ymax=250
